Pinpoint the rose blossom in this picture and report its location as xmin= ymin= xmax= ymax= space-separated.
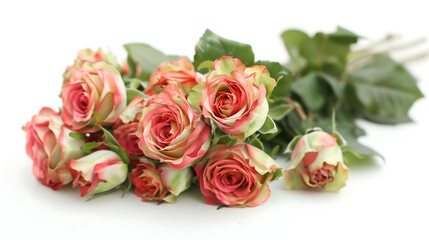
xmin=137 ymin=85 xmax=211 ymax=169
xmin=284 ymin=128 xmax=349 ymax=190
xmin=23 ymin=107 xmax=85 ymax=189
xmin=200 ymin=56 xmax=277 ymax=141
xmin=143 ymin=57 xmax=204 ymax=96
xmin=63 ymin=48 xmax=121 ymax=83
xmin=195 ymin=144 xmax=282 ymax=208
xmin=61 ymin=61 xmax=127 ymax=133
xmin=67 ymin=150 xmax=128 ymax=197
xmin=113 ymin=96 xmax=146 ymax=165
xmin=130 ymin=158 xmax=193 ymax=203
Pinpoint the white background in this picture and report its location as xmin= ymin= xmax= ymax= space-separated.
xmin=0 ymin=0 xmax=428 ymax=239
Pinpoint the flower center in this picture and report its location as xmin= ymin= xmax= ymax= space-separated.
xmin=310 ymin=163 xmax=336 ymax=186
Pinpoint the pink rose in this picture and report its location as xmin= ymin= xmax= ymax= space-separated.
xmin=113 ymin=96 xmax=146 ymax=165
xmin=200 ymin=56 xmax=276 ymax=141
xmin=23 ymin=108 xmax=85 ymax=189
xmin=129 ymin=158 xmax=193 ymax=203
xmin=67 ymin=150 xmax=128 ymax=197
xmin=61 ymin=61 xmax=127 ymax=133
xmin=63 ymin=48 xmax=121 ymax=83
xmin=143 ymin=58 xmax=204 ymax=96
xmin=195 ymin=144 xmax=282 ymax=208
xmin=137 ymin=85 xmax=211 ymax=169
xmin=284 ymin=129 xmax=349 ymax=190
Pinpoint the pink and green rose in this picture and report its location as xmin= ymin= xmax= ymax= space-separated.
xmin=284 ymin=129 xmax=349 ymax=190
xmin=195 ymin=143 xmax=282 ymax=208
xmin=200 ymin=56 xmax=276 ymax=141
xmin=67 ymin=150 xmax=128 ymax=197
xmin=137 ymin=85 xmax=211 ymax=169
xmin=61 ymin=61 xmax=127 ymax=133
xmin=129 ymin=158 xmax=193 ymax=203
xmin=23 ymin=108 xmax=85 ymax=189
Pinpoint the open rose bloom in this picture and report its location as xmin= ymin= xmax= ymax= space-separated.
xmin=61 ymin=61 xmax=127 ymax=133
xmin=137 ymin=85 xmax=211 ymax=169
xmin=195 ymin=144 xmax=282 ymax=208
xmin=130 ymin=158 xmax=193 ymax=203
xmin=23 ymin=108 xmax=85 ymax=189
xmin=200 ymin=56 xmax=276 ymax=141
xmin=284 ymin=129 xmax=349 ymax=190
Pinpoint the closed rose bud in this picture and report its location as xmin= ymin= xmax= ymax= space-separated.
xmin=195 ymin=144 xmax=282 ymax=208
xmin=284 ymin=129 xmax=349 ymax=190
xmin=130 ymin=158 xmax=193 ymax=203
xmin=61 ymin=61 xmax=127 ymax=133
xmin=67 ymin=150 xmax=128 ymax=197
xmin=200 ymin=56 xmax=276 ymax=141
xmin=144 ymin=58 xmax=204 ymax=96
xmin=23 ymin=108 xmax=85 ymax=189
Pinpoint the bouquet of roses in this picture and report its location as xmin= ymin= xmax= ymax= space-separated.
xmin=23 ymin=27 xmax=424 ymax=208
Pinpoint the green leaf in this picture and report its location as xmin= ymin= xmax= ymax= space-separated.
xmin=69 ymin=132 xmax=86 ymax=140
xmin=248 ymin=135 xmax=264 ymax=151
xmin=342 ymin=147 xmax=380 ymax=166
xmin=300 ymin=33 xmax=351 ymax=76
xmin=310 ymin=110 xmax=383 ymax=161
xmin=292 ymin=73 xmax=328 ymax=112
xmin=259 ymin=116 xmax=278 ymax=134
xmin=121 ymin=177 xmax=132 ymax=198
xmin=125 ymin=54 xmax=137 ymax=77
xmin=99 ymin=125 xmax=120 ymax=147
xmin=194 ymin=29 xmax=255 ymax=68
xmin=214 ymin=134 xmax=238 ymax=146
xmin=255 ymin=60 xmax=293 ymax=100
xmin=187 ymin=82 xmax=205 ymax=111
xmin=328 ymin=26 xmax=360 ymax=44
xmin=126 ymin=88 xmax=145 ymax=104
xmin=81 ymin=141 xmax=103 ymax=154
xmin=270 ymin=145 xmax=280 ymax=159
xmin=268 ymin=103 xmax=293 ymax=121
xmin=124 ymin=43 xmax=182 ymax=74
xmin=346 ymin=54 xmax=424 ymax=124
xmin=281 ymin=30 xmax=309 ymax=72
xmin=316 ymin=72 xmax=343 ymax=99
xmin=197 ymin=60 xmax=214 ymax=71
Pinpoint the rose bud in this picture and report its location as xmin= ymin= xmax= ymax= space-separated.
xmin=61 ymin=61 xmax=127 ymax=133
xmin=143 ymin=57 xmax=204 ymax=96
xmin=195 ymin=144 xmax=282 ymax=208
xmin=130 ymin=158 xmax=193 ymax=203
xmin=137 ymin=85 xmax=211 ymax=169
xmin=113 ymin=96 xmax=146 ymax=165
xmin=284 ymin=129 xmax=349 ymax=190
xmin=200 ymin=56 xmax=276 ymax=141
xmin=23 ymin=108 xmax=85 ymax=189
xmin=63 ymin=48 xmax=121 ymax=83
xmin=67 ymin=150 xmax=128 ymax=197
